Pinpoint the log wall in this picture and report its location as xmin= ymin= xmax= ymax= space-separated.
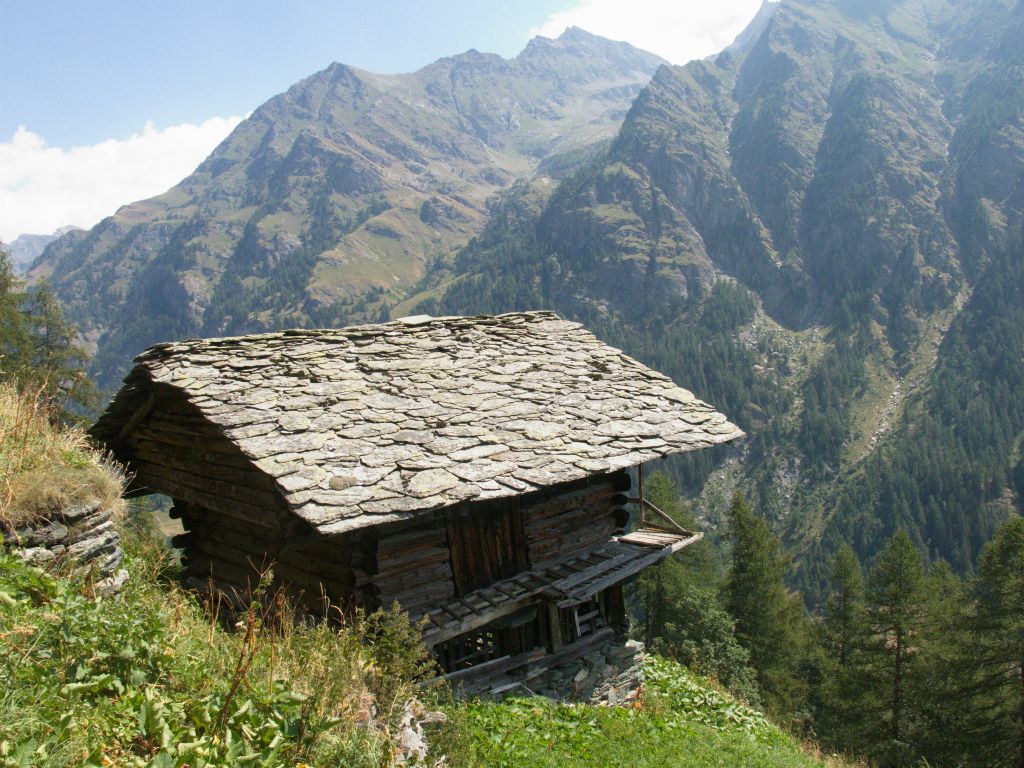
xmin=175 ymin=500 xmax=362 ymax=616
xmin=523 ymin=471 xmax=630 ymax=569
xmin=126 ymin=392 xmax=289 ymax=530
xmin=365 ymin=471 xmax=631 ymax=614
xmin=361 ymin=519 xmax=455 ymax=617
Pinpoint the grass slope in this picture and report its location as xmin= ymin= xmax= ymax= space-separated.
xmin=0 ymin=382 xmax=123 ymax=527
xmin=444 ymin=657 xmax=842 ymax=768
xmin=0 ymin=539 xmax=435 ymax=767
xmin=0 ymin=539 xmax=841 ymax=768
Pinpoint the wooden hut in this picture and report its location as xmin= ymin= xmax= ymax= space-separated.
xmin=90 ymin=311 xmax=741 ymax=688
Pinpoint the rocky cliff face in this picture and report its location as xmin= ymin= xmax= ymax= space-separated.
xmin=32 ymin=28 xmax=664 ymax=387
xmin=483 ymin=0 xmax=1014 ymax=332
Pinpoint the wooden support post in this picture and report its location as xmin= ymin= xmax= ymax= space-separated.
xmin=605 ymin=585 xmax=627 ymax=639
xmin=637 ymin=463 xmax=645 ymax=528
xmin=546 ymin=600 xmax=563 ymax=652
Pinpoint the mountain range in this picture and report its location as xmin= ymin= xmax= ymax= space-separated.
xmin=29 ymin=0 xmax=1024 ymax=597
xmin=30 ymin=27 xmax=664 ymax=381
xmin=3 ymin=226 xmax=81 ymax=274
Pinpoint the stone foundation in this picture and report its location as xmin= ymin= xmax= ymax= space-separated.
xmin=534 ymin=638 xmax=645 ymax=704
xmin=495 ymin=639 xmax=646 ymax=704
xmin=2 ymin=500 xmax=127 ymax=593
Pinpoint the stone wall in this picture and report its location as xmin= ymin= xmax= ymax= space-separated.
xmin=2 ymin=500 xmax=127 ymax=593
xmin=508 ymin=639 xmax=646 ymax=705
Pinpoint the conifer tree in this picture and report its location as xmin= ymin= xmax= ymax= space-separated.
xmin=23 ymin=281 xmax=95 ymax=409
xmin=914 ymin=560 xmax=972 ymax=765
xmin=863 ymin=530 xmax=926 ymax=768
xmin=724 ymin=492 xmax=806 ymax=720
xmin=964 ymin=516 xmax=1024 ymax=767
xmin=633 ymin=474 xmax=759 ymax=701
xmin=0 ymin=251 xmax=32 ymax=373
xmin=0 ymin=250 xmax=94 ymax=413
xmin=816 ymin=543 xmax=870 ymax=750
xmin=824 ymin=543 xmax=866 ymax=666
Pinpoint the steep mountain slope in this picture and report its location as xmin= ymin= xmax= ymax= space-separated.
xmin=30 ymin=0 xmax=1024 ymax=595
xmin=413 ymin=0 xmax=1024 ymax=594
xmin=31 ymin=28 xmax=664 ymax=387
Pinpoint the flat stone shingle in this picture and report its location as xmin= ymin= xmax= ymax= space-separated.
xmin=92 ymin=312 xmax=742 ymax=533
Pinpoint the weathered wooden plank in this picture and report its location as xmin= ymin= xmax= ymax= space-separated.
xmin=552 ymin=551 xmax=636 ymax=592
xmin=128 ymin=474 xmax=280 ymax=528
xmin=116 ymin=391 xmax=156 ymax=443
xmin=130 ymin=457 xmax=283 ymax=511
xmin=375 ymin=548 xmax=450 ymax=574
xmin=493 ymin=583 xmax=522 ymax=600
xmin=182 ymin=552 xmax=261 ymax=590
xmin=523 ymin=627 xmax=614 ymax=674
xmin=442 ymin=647 xmax=547 ymax=686
xmin=191 ymin=536 xmax=274 ymax=574
xmin=132 ymin=422 xmax=247 ymax=455
xmin=556 ymin=546 xmax=672 ymax=608
xmin=376 ymin=524 xmax=447 ymax=552
xmin=382 ymin=581 xmax=455 ymax=604
xmin=131 ymin=434 xmax=255 ymax=470
xmin=129 ymin=443 xmax=276 ymax=491
xmin=186 ymin=523 xmax=356 ymax=584
xmin=524 ymin=485 xmax=620 ymax=520
xmin=546 ymin=601 xmax=563 ymax=652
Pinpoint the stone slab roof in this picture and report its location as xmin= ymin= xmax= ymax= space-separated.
xmin=92 ymin=312 xmax=742 ymax=534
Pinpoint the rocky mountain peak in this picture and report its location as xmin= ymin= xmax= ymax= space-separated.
xmin=31 ymin=29 xmax=667 ymax=386
xmin=519 ymin=26 xmax=667 ymax=76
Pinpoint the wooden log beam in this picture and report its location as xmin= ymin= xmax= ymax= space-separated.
xmin=443 ymin=648 xmax=547 ymax=688
xmin=128 ymin=443 xmax=276 ymax=491
xmin=115 ymin=392 xmax=156 ymax=443
xmin=546 ymin=600 xmax=563 ymax=652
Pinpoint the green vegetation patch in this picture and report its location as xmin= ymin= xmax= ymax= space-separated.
xmin=446 ymin=657 xmax=827 ymax=768
xmin=0 ymin=539 xmax=437 ymax=767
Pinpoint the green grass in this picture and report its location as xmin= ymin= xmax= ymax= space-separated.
xmin=1 ymin=525 xmax=847 ymax=768
xmin=1 ymin=532 xmax=843 ymax=768
xmin=0 ymin=535 xmax=436 ymax=768
xmin=437 ymin=657 xmax=836 ymax=768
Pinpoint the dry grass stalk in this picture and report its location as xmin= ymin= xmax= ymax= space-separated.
xmin=0 ymin=379 xmax=125 ymax=527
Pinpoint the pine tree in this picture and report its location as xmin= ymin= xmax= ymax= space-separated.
xmin=0 ymin=250 xmax=94 ymax=414
xmin=0 ymin=251 xmax=32 ymax=374
xmin=724 ymin=492 xmax=806 ymax=720
xmin=964 ymin=516 xmax=1024 ymax=767
xmin=23 ymin=281 xmax=95 ymax=410
xmin=816 ymin=544 xmax=870 ymax=750
xmin=824 ymin=543 xmax=866 ymax=666
xmin=914 ymin=560 xmax=973 ymax=765
xmin=862 ymin=530 xmax=926 ymax=768
xmin=632 ymin=473 xmax=758 ymax=701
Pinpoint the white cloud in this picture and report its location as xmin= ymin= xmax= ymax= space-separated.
xmin=531 ymin=0 xmax=764 ymax=65
xmin=0 ymin=116 xmax=244 ymax=243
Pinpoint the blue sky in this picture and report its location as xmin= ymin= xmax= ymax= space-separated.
xmin=0 ymin=0 xmax=762 ymax=242
xmin=2 ymin=0 xmax=572 ymax=147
